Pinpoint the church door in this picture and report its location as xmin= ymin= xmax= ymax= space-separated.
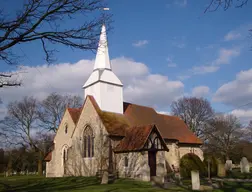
xmin=148 ymin=151 xmax=157 ymax=177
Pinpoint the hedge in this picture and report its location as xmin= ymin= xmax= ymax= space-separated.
xmin=203 ymin=154 xmax=218 ymax=177
xmin=180 ymin=153 xmax=207 ymax=178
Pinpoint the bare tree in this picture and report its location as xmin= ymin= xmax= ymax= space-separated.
xmin=205 ymin=0 xmax=249 ymax=12
xmin=204 ymin=114 xmax=243 ymax=161
xmin=171 ymin=97 xmax=214 ymax=138
xmin=37 ymin=93 xmax=82 ymax=132
xmin=0 ymin=0 xmax=111 ymax=87
xmin=245 ymin=120 xmax=252 ymax=141
xmin=0 ymin=96 xmax=46 ymax=175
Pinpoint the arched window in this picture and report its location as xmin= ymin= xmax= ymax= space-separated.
xmin=62 ymin=145 xmax=68 ymax=174
xmin=83 ymin=126 xmax=94 ymax=158
xmin=63 ymin=149 xmax=67 ymax=161
xmin=62 ymin=146 xmax=68 ymax=162
xmin=65 ymin=123 xmax=68 ymax=134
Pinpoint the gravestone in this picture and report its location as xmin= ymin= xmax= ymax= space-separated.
xmin=101 ymin=171 xmax=109 ymax=184
xmin=225 ymin=160 xmax=232 ymax=171
xmin=217 ymin=164 xmax=226 ymax=177
xmin=151 ymin=176 xmax=164 ymax=188
xmin=191 ymin=170 xmax=200 ymax=190
xmin=240 ymin=157 xmax=250 ymax=173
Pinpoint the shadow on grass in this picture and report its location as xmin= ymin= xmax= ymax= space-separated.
xmin=0 ymin=176 xmax=100 ymax=192
xmin=2 ymin=176 xmax=252 ymax=192
xmin=0 ymin=177 xmax=190 ymax=192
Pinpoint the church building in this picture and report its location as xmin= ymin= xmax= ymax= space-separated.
xmin=44 ymin=24 xmax=203 ymax=181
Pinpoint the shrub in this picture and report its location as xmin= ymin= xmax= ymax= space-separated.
xmin=180 ymin=153 xmax=207 ymax=178
xmin=203 ymin=154 xmax=218 ymax=177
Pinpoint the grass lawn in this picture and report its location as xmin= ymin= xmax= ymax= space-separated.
xmin=0 ymin=176 xmax=252 ymax=192
xmin=0 ymin=176 xmax=187 ymax=192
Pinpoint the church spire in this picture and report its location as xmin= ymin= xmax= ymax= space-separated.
xmin=83 ymin=24 xmax=123 ymax=114
xmin=93 ymin=24 xmax=111 ymax=70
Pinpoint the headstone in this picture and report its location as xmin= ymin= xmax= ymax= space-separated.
xmin=240 ymin=157 xmax=250 ymax=173
xmin=225 ymin=160 xmax=232 ymax=171
xmin=217 ymin=164 xmax=226 ymax=177
xmin=151 ymin=176 xmax=164 ymax=187
xmin=191 ymin=170 xmax=200 ymax=190
xmin=101 ymin=171 xmax=109 ymax=184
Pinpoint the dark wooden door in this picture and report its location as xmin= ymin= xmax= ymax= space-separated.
xmin=148 ymin=151 xmax=157 ymax=176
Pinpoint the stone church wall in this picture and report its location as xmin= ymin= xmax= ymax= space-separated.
xmin=46 ymin=109 xmax=76 ymax=177
xmin=46 ymin=97 xmax=110 ymax=177
xmin=164 ymin=142 xmax=204 ymax=173
xmin=179 ymin=146 xmax=204 ymax=161
xmin=116 ymin=151 xmax=166 ymax=182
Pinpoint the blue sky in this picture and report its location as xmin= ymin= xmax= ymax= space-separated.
xmin=1 ymin=0 xmax=252 ymax=124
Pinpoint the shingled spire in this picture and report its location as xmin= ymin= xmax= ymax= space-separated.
xmin=93 ymin=24 xmax=111 ymax=70
xmin=83 ymin=24 xmax=123 ymax=114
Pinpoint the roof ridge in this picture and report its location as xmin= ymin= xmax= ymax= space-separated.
xmin=159 ymin=113 xmax=181 ymax=120
xmin=123 ymin=101 xmax=157 ymax=111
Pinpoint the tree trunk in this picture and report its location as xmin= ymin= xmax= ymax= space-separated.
xmin=7 ymin=154 xmax=12 ymax=177
xmin=38 ymin=151 xmax=43 ymax=176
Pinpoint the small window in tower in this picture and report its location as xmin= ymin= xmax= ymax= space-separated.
xmin=65 ymin=124 xmax=68 ymax=134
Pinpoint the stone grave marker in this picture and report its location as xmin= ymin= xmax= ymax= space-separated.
xmin=101 ymin=171 xmax=109 ymax=184
xmin=225 ymin=160 xmax=232 ymax=171
xmin=191 ymin=170 xmax=200 ymax=190
xmin=217 ymin=164 xmax=226 ymax=177
xmin=240 ymin=157 xmax=250 ymax=173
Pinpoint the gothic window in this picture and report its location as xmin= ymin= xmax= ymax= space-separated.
xmin=83 ymin=126 xmax=94 ymax=158
xmin=62 ymin=146 xmax=68 ymax=162
xmin=62 ymin=146 xmax=68 ymax=175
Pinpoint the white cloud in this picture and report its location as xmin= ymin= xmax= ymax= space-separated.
xmin=173 ymin=43 xmax=186 ymax=48
xmin=213 ymin=68 xmax=252 ymax=107
xmin=172 ymin=36 xmax=186 ymax=48
xmin=190 ymin=47 xmax=240 ymax=75
xmin=230 ymin=109 xmax=252 ymax=125
xmin=224 ymin=31 xmax=241 ymax=41
xmin=191 ymin=65 xmax=219 ymax=74
xmin=205 ymin=44 xmax=215 ymax=49
xmin=132 ymin=40 xmax=149 ymax=47
xmin=177 ymin=75 xmax=191 ymax=80
xmin=167 ymin=57 xmax=177 ymax=67
xmin=192 ymin=86 xmax=210 ymax=97
xmin=0 ymin=57 xmax=184 ymax=117
xmin=174 ymin=0 xmax=187 ymax=7
xmin=157 ymin=111 xmax=171 ymax=115
xmin=213 ymin=48 xmax=240 ymax=65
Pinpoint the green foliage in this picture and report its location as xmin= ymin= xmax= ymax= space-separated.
xmin=226 ymin=168 xmax=252 ymax=179
xmin=203 ymin=154 xmax=218 ymax=177
xmin=180 ymin=153 xmax=207 ymax=178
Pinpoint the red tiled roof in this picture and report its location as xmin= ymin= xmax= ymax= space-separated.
xmin=44 ymin=151 xmax=52 ymax=162
xmin=69 ymin=96 xmax=202 ymax=145
xmin=159 ymin=114 xmax=202 ymax=144
xmin=68 ymin=107 xmax=82 ymax=124
xmin=123 ymin=102 xmax=202 ymax=144
xmin=114 ymin=124 xmax=169 ymax=153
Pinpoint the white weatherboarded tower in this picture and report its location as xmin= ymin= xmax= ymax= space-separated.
xmin=83 ymin=24 xmax=123 ymax=114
